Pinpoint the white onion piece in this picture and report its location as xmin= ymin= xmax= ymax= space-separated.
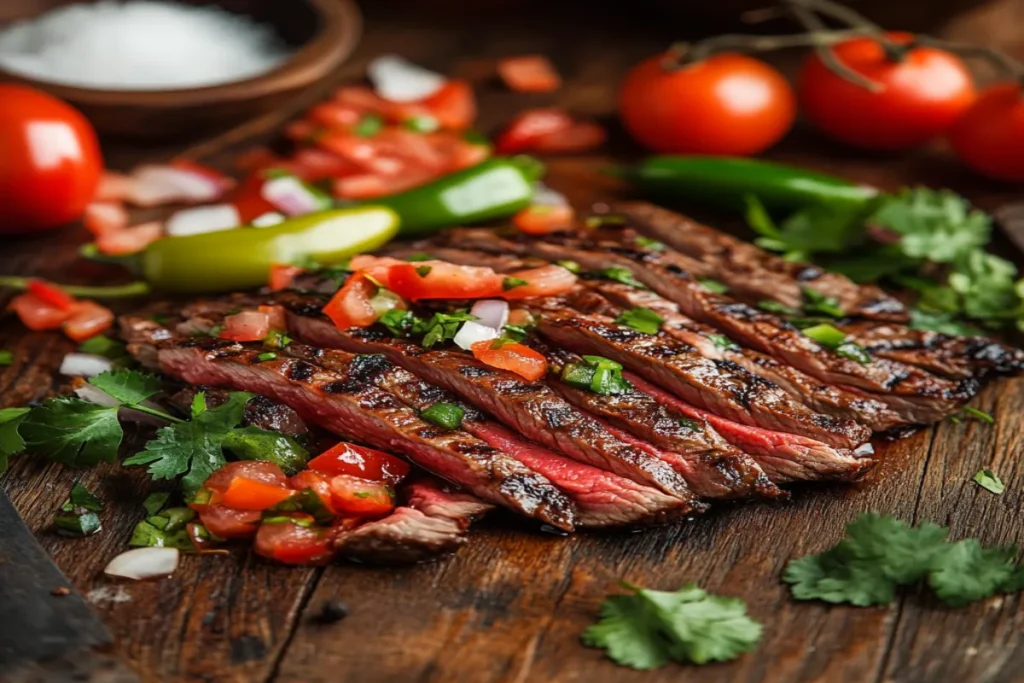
xmin=104 ymin=547 xmax=179 ymax=580
xmin=260 ymin=176 xmax=322 ymax=217
xmin=454 ymin=321 xmax=500 ymax=350
xmin=470 ymin=299 xmax=509 ymax=331
xmin=854 ymin=442 xmax=875 ymax=457
xmin=128 ymin=165 xmax=226 ymax=207
xmin=73 ymin=381 xmax=120 ymax=407
xmin=251 ymin=211 xmax=285 ymax=228
xmin=368 ymin=54 xmax=445 ymax=103
xmin=60 ymin=353 xmax=113 ymax=377
xmin=531 ymin=181 xmax=569 ymax=207
xmin=165 ymin=204 xmax=241 ymax=237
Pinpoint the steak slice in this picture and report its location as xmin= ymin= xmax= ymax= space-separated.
xmin=168 ymin=387 xmax=311 ymax=439
xmin=436 ymin=227 xmax=978 ymax=424
xmin=529 ymin=302 xmax=870 ymax=450
xmin=533 ymin=341 xmax=782 ymax=499
xmin=625 ymin=373 xmax=874 ymax=482
xmin=278 ymin=299 xmax=702 ymax=505
xmin=282 ymin=344 xmax=692 ymax=527
xmin=121 ymin=321 xmax=577 ymax=531
xmin=609 ymin=201 xmax=908 ymax=322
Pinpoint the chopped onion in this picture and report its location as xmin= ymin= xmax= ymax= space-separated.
xmin=854 ymin=442 xmax=875 ymax=457
xmin=73 ymin=380 xmax=120 ymax=407
xmin=260 ymin=175 xmax=324 ymax=217
xmin=60 ymin=353 xmax=113 ymax=377
xmin=454 ymin=321 xmax=499 ymax=350
xmin=165 ymin=204 xmax=241 ymax=237
xmin=251 ymin=211 xmax=285 ymax=228
xmin=470 ymin=300 xmax=509 ymax=331
xmin=104 ymin=547 xmax=179 ymax=580
xmin=368 ymin=54 xmax=445 ymax=103
xmin=531 ymin=181 xmax=569 ymax=207
xmin=128 ymin=164 xmax=226 ymax=207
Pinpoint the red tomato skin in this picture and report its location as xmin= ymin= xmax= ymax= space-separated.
xmin=494 ymin=109 xmax=575 ymax=155
xmin=799 ymin=33 xmax=976 ymax=150
xmin=309 ymin=443 xmax=410 ymax=485
xmin=498 ymin=55 xmax=562 ymax=93
xmin=198 ymin=505 xmax=263 ymax=539
xmin=949 ymin=82 xmax=1024 ymax=183
xmin=512 ymin=205 xmax=575 ymax=236
xmin=255 ymin=519 xmax=335 ymax=564
xmin=385 ymin=262 xmax=504 ymax=301
xmin=9 ymin=292 xmax=72 ymax=331
xmin=422 ymin=80 xmax=476 ymax=130
xmin=94 ymin=221 xmax=162 ymax=255
xmin=619 ymin=53 xmax=795 ymax=156
xmin=530 ymin=121 xmax=606 ymax=154
xmin=220 ymin=477 xmax=295 ymax=510
xmin=269 ymin=264 xmax=304 ymax=292
xmin=470 ymin=341 xmax=548 ymax=382
xmin=329 ymin=475 xmax=395 ymax=518
xmin=288 ymin=470 xmax=338 ymax=513
xmin=0 ymin=85 xmax=103 ymax=234
xmin=27 ymin=280 xmax=74 ymax=310
xmin=203 ymin=461 xmax=288 ymax=493
xmin=63 ymin=300 xmax=114 ymax=342
xmin=220 ymin=311 xmax=271 ymax=342
xmin=323 ymin=273 xmax=379 ymax=329
xmin=500 ymin=265 xmax=578 ymax=299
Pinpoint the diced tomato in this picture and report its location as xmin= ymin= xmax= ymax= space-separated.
xmin=348 ymin=255 xmax=407 ymax=272
xmin=220 ymin=476 xmax=295 ymax=510
xmin=315 ymin=132 xmax=406 ymax=176
xmin=322 ymin=272 xmax=379 ymax=329
xmin=95 ymin=171 xmax=134 ymax=203
xmin=203 ymin=461 xmax=289 ymax=493
xmin=307 ymin=101 xmax=363 ymax=130
xmin=255 ymin=517 xmax=335 ymax=565
xmin=334 ymin=84 xmax=390 ymax=112
xmin=288 ymin=470 xmax=337 ymax=513
xmin=309 ymin=443 xmax=411 ymax=485
xmin=284 ymin=120 xmax=319 ymax=143
xmin=258 ymin=305 xmax=288 ymax=331
xmin=234 ymin=147 xmax=282 ymax=173
xmin=530 ymin=120 xmax=607 ymax=154
xmin=9 ymin=292 xmax=73 ymax=331
xmin=95 ymin=221 xmax=163 ymax=255
xmin=170 ymin=160 xmax=236 ymax=194
xmin=269 ymin=263 xmax=305 ymax=291
xmin=230 ymin=173 xmax=278 ymax=224
xmin=470 ymin=340 xmax=548 ymax=382
xmin=513 ymin=204 xmax=576 ymax=236
xmin=500 ymin=265 xmax=578 ymax=300
xmin=385 ymin=262 xmax=504 ymax=301
xmin=288 ymin=148 xmax=362 ymax=182
xmin=329 ymin=475 xmax=395 ymax=518
xmin=421 ymin=80 xmax=476 ymax=130
xmin=63 ymin=300 xmax=114 ymax=341
xmin=84 ymin=201 xmax=129 ymax=236
xmin=507 ymin=308 xmax=535 ymax=328
xmin=26 ymin=279 xmax=74 ymax=310
xmin=449 ymin=140 xmax=490 ymax=170
xmin=220 ymin=310 xmax=271 ymax=342
xmin=331 ymin=168 xmax=433 ymax=200
xmin=498 ymin=55 xmax=562 ymax=93
xmin=494 ymin=108 xmax=575 ymax=154
xmin=198 ymin=505 xmax=263 ymax=539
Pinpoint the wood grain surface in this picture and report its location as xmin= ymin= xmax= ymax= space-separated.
xmin=3 ymin=2 xmax=1024 ymax=682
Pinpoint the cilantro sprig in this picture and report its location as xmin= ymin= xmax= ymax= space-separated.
xmin=582 ymin=582 xmax=762 ymax=669
xmin=784 ymin=513 xmax=1024 ymax=607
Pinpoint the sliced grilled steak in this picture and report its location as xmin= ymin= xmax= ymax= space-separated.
xmin=625 ymin=373 xmax=874 ymax=482
xmin=121 ymin=320 xmax=577 ymax=531
xmin=281 ymin=344 xmax=692 ymax=526
xmin=609 ymin=201 xmax=908 ymax=322
xmin=168 ymin=387 xmax=311 ymax=438
xmin=529 ymin=302 xmax=870 ymax=450
xmin=404 ymin=478 xmax=495 ymax=524
xmin=435 ymin=227 xmax=977 ymax=423
xmin=534 ymin=341 xmax=781 ymax=499
xmin=276 ymin=298 xmax=702 ymax=506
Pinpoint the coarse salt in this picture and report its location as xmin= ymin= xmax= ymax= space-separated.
xmin=0 ymin=1 xmax=292 ymax=90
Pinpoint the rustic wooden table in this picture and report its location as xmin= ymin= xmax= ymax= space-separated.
xmin=3 ymin=3 xmax=1024 ymax=682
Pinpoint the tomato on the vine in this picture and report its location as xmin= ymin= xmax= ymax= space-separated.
xmin=798 ymin=32 xmax=975 ymax=151
xmin=0 ymin=85 xmax=103 ymax=234
xmin=949 ymin=82 xmax=1024 ymax=183
xmin=619 ymin=52 xmax=796 ymax=156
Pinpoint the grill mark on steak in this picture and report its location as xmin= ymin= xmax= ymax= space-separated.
xmin=122 ymin=316 xmax=577 ymax=531
xmin=609 ymin=201 xmax=909 ymax=323
xmin=432 ymin=227 xmax=978 ymax=424
xmin=276 ymin=301 xmax=702 ymax=504
xmin=281 ymin=343 xmax=697 ymax=525
xmin=535 ymin=340 xmax=782 ymax=499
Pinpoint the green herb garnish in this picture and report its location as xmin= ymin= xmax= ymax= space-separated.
xmin=405 ymin=252 xmax=435 ymax=262
xmin=404 ymin=115 xmax=440 ymax=133
xmin=264 ymin=329 xmax=293 ymax=349
xmin=614 ymin=307 xmax=663 ymax=335
xmin=697 ymin=278 xmax=729 ymax=294
xmin=801 ymin=286 xmax=844 ymax=318
xmin=706 ymin=334 xmax=738 ymax=351
xmin=415 ymin=265 xmax=433 ymax=278
xmin=974 ymin=469 xmax=1005 ymax=495
xmin=634 ymin=236 xmax=665 ymax=251
xmin=420 ymin=402 xmax=465 ymax=430
xmin=0 ymin=350 xmax=13 ymax=366
xmin=502 ymin=276 xmax=528 ymax=291
xmin=354 ymin=113 xmax=384 ymax=137
xmin=415 ymin=310 xmax=476 ymax=348
xmin=378 ymin=309 xmax=421 ymax=338
xmin=555 ymin=260 xmax=581 ymax=274
xmin=597 ymin=267 xmax=646 ymax=290
xmin=54 ymin=483 xmax=104 ymax=537
xmin=257 ymin=352 xmax=277 ymax=362
xmin=561 ymin=356 xmax=632 ymax=396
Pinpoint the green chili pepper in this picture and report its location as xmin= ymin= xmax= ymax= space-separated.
xmin=369 ymin=156 xmax=544 ymax=237
xmin=612 ymin=156 xmax=879 ymax=213
xmin=83 ymin=205 xmax=399 ymax=294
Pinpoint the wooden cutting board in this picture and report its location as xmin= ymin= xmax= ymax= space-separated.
xmin=2 ymin=4 xmax=1023 ymax=682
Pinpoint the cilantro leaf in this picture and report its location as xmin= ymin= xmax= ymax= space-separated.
xmin=19 ymin=398 xmax=122 ymax=467
xmin=415 ymin=311 xmax=475 ymax=348
xmin=0 ymin=407 xmax=30 ymax=472
xmin=88 ymin=369 xmax=163 ymax=406
xmin=784 ymin=543 xmax=897 ymax=606
xmin=615 ymin=307 xmax=664 ymax=335
xmin=928 ymin=540 xmax=1018 ymax=607
xmin=66 ymin=482 xmax=104 ymax=512
xmin=871 ymin=188 xmax=991 ymax=264
xmin=974 ymin=469 xmax=1005 ymax=495
xmin=582 ymin=582 xmax=761 ymax=669
xmin=909 ymin=308 xmax=983 ymax=336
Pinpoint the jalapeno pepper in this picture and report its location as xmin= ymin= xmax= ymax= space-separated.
xmin=613 ymin=155 xmax=879 ymax=213
xmin=367 ymin=155 xmax=544 ymax=237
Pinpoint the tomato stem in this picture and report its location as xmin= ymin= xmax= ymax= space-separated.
xmin=0 ymin=276 xmax=151 ymax=298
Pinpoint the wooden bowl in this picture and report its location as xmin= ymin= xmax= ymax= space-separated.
xmin=0 ymin=0 xmax=362 ymax=141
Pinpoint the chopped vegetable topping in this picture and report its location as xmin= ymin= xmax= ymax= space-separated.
xmin=0 ymin=350 xmax=12 ymax=366
xmin=502 ymin=276 xmax=528 ymax=291
xmin=974 ymin=469 xmax=1005 ymax=495
xmin=757 ymin=300 xmax=801 ymax=316
xmin=596 ymin=267 xmax=646 ymax=290
xmin=801 ymin=286 xmax=844 ymax=318
xmin=561 ymin=356 xmax=632 ymax=396
xmin=555 ymin=260 xmax=581 ymax=274
xmin=417 ymin=310 xmax=476 ymax=348
xmin=633 ymin=236 xmax=665 ymax=251
xmin=420 ymin=402 xmax=465 ymax=430
xmin=707 ymin=333 xmax=739 ymax=351
xmin=697 ymin=278 xmax=729 ymax=294
xmin=54 ymin=483 xmax=104 ymax=537
xmin=800 ymin=324 xmax=871 ymax=364
xmin=353 ymin=113 xmax=384 ymax=137
xmin=377 ymin=309 xmax=420 ymax=337
xmin=614 ymin=307 xmax=663 ymax=335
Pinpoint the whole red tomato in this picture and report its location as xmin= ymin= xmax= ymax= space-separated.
xmin=799 ymin=32 xmax=975 ymax=151
xmin=949 ymin=82 xmax=1024 ymax=183
xmin=619 ymin=52 xmax=796 ymax=156
xmin=0 ymin=85 xmax=103 ymax=235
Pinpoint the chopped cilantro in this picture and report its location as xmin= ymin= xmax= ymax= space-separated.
xmin=501 ymin=324 xmax=529 ymax=342
xmin=415 ymin=265 xmax=433 ymax=278
xmin=353 ymin=113 xmax=384 ymax=137
xmin=0 ymin=407 xmax=30 ymax=472
xmin=974 ymin=469 xmax=1005 ymax=495
xmin=415 ymin=311 xmax=476 ymax=348
xmin=403 ymin=115 xmax=440 ymax=133
xmin=706 ymin=334 xmax=738 ymax=351
xmin=264 ymin=329 xmax=293 ymax=349
xmin=378 ymin=309 xmax=420 ymax=337
xmin=597 ymin=267 xmax=647 ymax=290
xmin=757 ymin=300 xmax=801 ymax=316
xmin=78 ymin=336 xmax=129 ymax=362
xmin=502 ymin=276 xmax=528 ymax=291
xmin=634 ymin=236 xmax=665 ymax=251
xmin=405 ymin=252 xmax=435 ymax=262
xmin=582 ymin=581 xmax=762 ymax=669
xmin=614 ymin=307 xmax=663 ymax=335
xmin=0 ymin=350 xmax=12 ymax=366
xmin=801 ymin=286 xmax=844 ymax=318
xmin=555 ymin=260 xmax=581 ymax=274
xmin=678 ymin=417 xmax=700 ymax=431
xmin=257 ymin=352 xmax=277 ymax=362
xmin=54 ymin=483 xmax=104 ymax=537
xmin=697 ymin=278 xmax=728 ymax=294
